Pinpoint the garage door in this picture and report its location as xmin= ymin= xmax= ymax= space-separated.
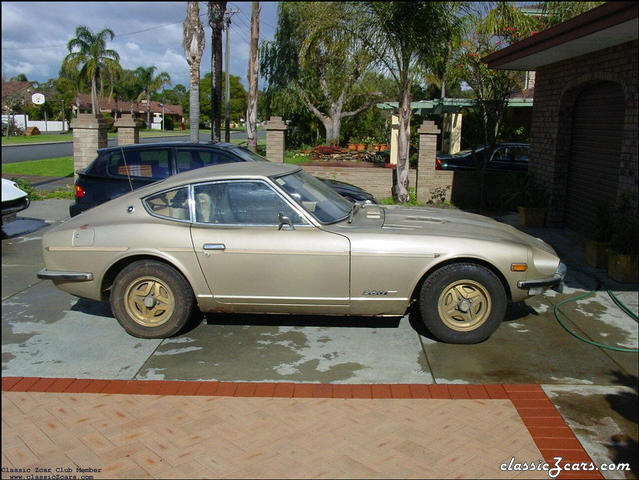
xmin=566 ymin=82 xmax=624 ymax=233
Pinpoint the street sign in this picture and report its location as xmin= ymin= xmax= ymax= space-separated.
xmin=32 ymin=93 xmax=45 ymax=105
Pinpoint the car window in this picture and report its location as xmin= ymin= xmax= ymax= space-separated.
xmin=511 ymin=146 xmax=529 ymax=163
xmin=274 ymin=169 xmax=352 ymax=224
xmin=490 ymin=147 xmax=511 ymax=166
xmin=107 ymin=148 xmax=170 ymax=179
xmin=176 ymin=149 xmax=237 ymax=173
xmin=228 ymin=147 xmax=269 ymax=162
xmin=193 ymin=181 xmax=307 ymax=226
xmin=144 ymin=187 xmax=190 ymax=221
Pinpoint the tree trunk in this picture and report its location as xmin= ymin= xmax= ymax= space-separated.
xmin=209 ymin=2 xmax=226 ymax=143
xmin=189 ymin=63 xmax=201 ymax=143
xmin=395 ymin=83 xmax=411 ymax=203
xmin=91 ymin=76 xmax=98 ymax=115
xmin=325 ymin=113 xmax=341 ymax=146
xmin=246 ymin=1 xmax=260 ymax=152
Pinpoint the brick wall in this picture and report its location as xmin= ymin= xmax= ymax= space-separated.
xmin=302 ymin=165 xmax=515 ymax=207
xmin=302 ymin=166 xmax=416 ymax=201
xmin=530 ymin=40 xmax=638 ymax=226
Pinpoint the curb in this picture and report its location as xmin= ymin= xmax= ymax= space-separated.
xmin=1 ymin=377 xmax=601 ymax=478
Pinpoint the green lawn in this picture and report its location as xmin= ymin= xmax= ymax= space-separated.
xmin=2 ymin=156 xmax=74 ymax=177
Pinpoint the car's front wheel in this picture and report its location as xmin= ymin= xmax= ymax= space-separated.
xmin=110 ymin=260 xmax=194 ymax=338
xmin=418 ymin=263 xmax=507 ymax=344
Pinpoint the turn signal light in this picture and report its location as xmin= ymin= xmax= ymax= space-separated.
xmin=74 ymin=185 xmax=85 ymax=198
xmin=435 ymin=158 xmax=442 ymax=170
xmin=511 ymin=263 xmax=527 ymax=272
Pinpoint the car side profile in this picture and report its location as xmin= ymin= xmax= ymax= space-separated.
xmin=70 ymin=142 xmax=376 ymax=217
xmin=436 ymin=143 xmax=529 ymax=171
xmin=40 ymin=162 xmax=565 ymax=344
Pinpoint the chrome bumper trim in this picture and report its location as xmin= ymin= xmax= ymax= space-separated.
xmin=37 ymin=269 xmax=93 ymax=281
xmin=517 ymin=262 xmax=567 ymax=291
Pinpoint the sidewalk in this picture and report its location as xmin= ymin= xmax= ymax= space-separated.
xmin=2 ymin=379 xmax=595 ymax=479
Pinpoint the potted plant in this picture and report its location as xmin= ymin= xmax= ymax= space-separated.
xmin=347 ymin=137 xmax=358 ymax=151
xmin=585 ymin=202 xmax=612 ymax=268
xmin=514 ymin=175 xmax=548 ymax=227
xmin=607 ymin=197 xmax=638 ymax=283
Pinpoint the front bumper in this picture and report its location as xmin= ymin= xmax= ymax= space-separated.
xmin=517 ymin=262 xmax=567 ymax=293
xmin=2 ymin=196 xmax=30 ymax=217
xmin=37 ymin=269 xmax=93 ymax=281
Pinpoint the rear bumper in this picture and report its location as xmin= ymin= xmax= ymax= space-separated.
xmin=517 ymin=262 xmax=567 ymax=293
xmin=37 ymin=269 xmax=93 ymax=282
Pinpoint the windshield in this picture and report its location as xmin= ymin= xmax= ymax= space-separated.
xmin=273 ymin=169 xmax=352 ymax=224
xmin=230 ymin=146 xmax=269 ymax=162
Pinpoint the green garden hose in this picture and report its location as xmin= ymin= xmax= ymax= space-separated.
xmin=554 ymin=290 xmax=638 ymax=353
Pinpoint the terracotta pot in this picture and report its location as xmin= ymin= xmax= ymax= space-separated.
xmin=607 ymin=252 xmax=638 ymax=283
xmin=356 ymin=143 xmax=366 ymax=151
xmin=379 ymin=144 xmax=389 ymax=151
xmin=585 ymin=239 xmax=610 ymax=269
xmin=517 ymin=206 xmax=546 ymax=227
xmin=347 ymin=143 xmax=357 ymax=151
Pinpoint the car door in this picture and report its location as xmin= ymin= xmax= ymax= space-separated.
xmin=189 ymin=179 xmax=350 ymax=312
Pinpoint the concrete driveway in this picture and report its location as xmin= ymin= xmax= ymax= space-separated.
xmin=2 ymin=199 xmax=637 ymax=478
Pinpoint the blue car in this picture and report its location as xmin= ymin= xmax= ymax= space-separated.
xmin=70 ymin=142 xmax=376 ymax=217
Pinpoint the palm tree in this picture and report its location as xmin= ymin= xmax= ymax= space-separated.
xmin=135 ymin=66 xmax=171 ymax=128
xmin=183 ymin=1 xmax=205 ymax=143
xmin=64 ymin=25 xmax=120 ymax=114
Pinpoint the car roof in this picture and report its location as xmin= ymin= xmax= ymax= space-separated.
xmin=156 ymin=161 xmax=301 ymax=190
xmin=97 ymin=141 xmax=240 ymax=153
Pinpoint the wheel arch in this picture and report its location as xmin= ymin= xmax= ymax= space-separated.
xmin=100 ymin=253 xmax=194 ymax=302
xmin=409 ymin=257 xmax=512 ymax=305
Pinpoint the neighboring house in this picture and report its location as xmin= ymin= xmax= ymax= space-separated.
xmin=483 ymin=1 xmax=638 ymax=234
xmin=72 ymin=94 xmax=184 ymax=127
xmin=1 ymin=81 xmax=34 ymax=114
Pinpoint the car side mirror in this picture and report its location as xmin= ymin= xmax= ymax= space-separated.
xmin=278 ymin=213 xmax=294 ymax=231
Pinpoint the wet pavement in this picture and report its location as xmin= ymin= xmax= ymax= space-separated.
xmin=2 ymin=200 xmax=638 ymax=478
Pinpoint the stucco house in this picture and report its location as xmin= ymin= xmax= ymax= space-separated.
xmin=483 ymin=1 xmax=638 ymax=234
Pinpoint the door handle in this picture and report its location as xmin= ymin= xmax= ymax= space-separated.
xmin=203 ymin=243 xmax=226 ymax=251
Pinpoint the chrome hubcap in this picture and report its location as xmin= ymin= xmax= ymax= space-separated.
xmin=437 ymin=280 xmax=491 ymax=332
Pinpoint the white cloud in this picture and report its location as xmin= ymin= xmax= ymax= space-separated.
xmin=1 ymin=1 xmax=278 ymax=88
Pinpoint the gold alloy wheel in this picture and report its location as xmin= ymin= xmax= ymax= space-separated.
xmin=437 ymin=279 xmax=492 ymax=332
xmin=124 ymin=276 xmax=175 ymax=327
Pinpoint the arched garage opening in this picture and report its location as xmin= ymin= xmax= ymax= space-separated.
xmin=565 ymin=81 xmax=625 ymax=234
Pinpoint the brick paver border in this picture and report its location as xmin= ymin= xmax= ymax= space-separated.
xmin=2 ymin=377 xmax=601 ymax=479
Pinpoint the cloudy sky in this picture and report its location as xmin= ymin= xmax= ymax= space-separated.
xmin=1 ymin=2 xmax=279 ymax=89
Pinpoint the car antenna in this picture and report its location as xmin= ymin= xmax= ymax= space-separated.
xmin=120 ymin=146 xmax=134 ymax=192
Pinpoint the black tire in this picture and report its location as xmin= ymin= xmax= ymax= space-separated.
xmin=110 ymin=260 xmax=194 ymax=338
xmin=418 ymin=263 xmax=507 ymax=344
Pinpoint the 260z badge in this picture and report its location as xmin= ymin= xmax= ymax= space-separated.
xmin=363 ymin=290 xmax=397 ymax=296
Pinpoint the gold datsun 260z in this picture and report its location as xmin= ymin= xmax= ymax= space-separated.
xmin=39 ymin=162 xmax=565 ymax=343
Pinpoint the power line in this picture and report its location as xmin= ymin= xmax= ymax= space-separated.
xmin=2 ymin=12 xmax=210 ymax=51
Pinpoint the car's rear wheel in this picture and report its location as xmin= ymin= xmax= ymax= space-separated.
xmin=418 ymin=263 xmax=506 ymax=344
xmin=110 ymin=260 xmax=194 ymax=338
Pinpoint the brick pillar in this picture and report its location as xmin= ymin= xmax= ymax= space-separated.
xmin=416 ymin=120 xmax=451 ymax=203
xmin=114 ymin=114 xmax=144 ymax=145
xmin=70 ymin=114 xmax=111 ymax=178
xmin=266 ymin=116 xmax=287 ymax=163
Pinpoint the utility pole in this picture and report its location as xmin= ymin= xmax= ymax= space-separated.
xmin=224 ymin=9 xmax=239 ymax=143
